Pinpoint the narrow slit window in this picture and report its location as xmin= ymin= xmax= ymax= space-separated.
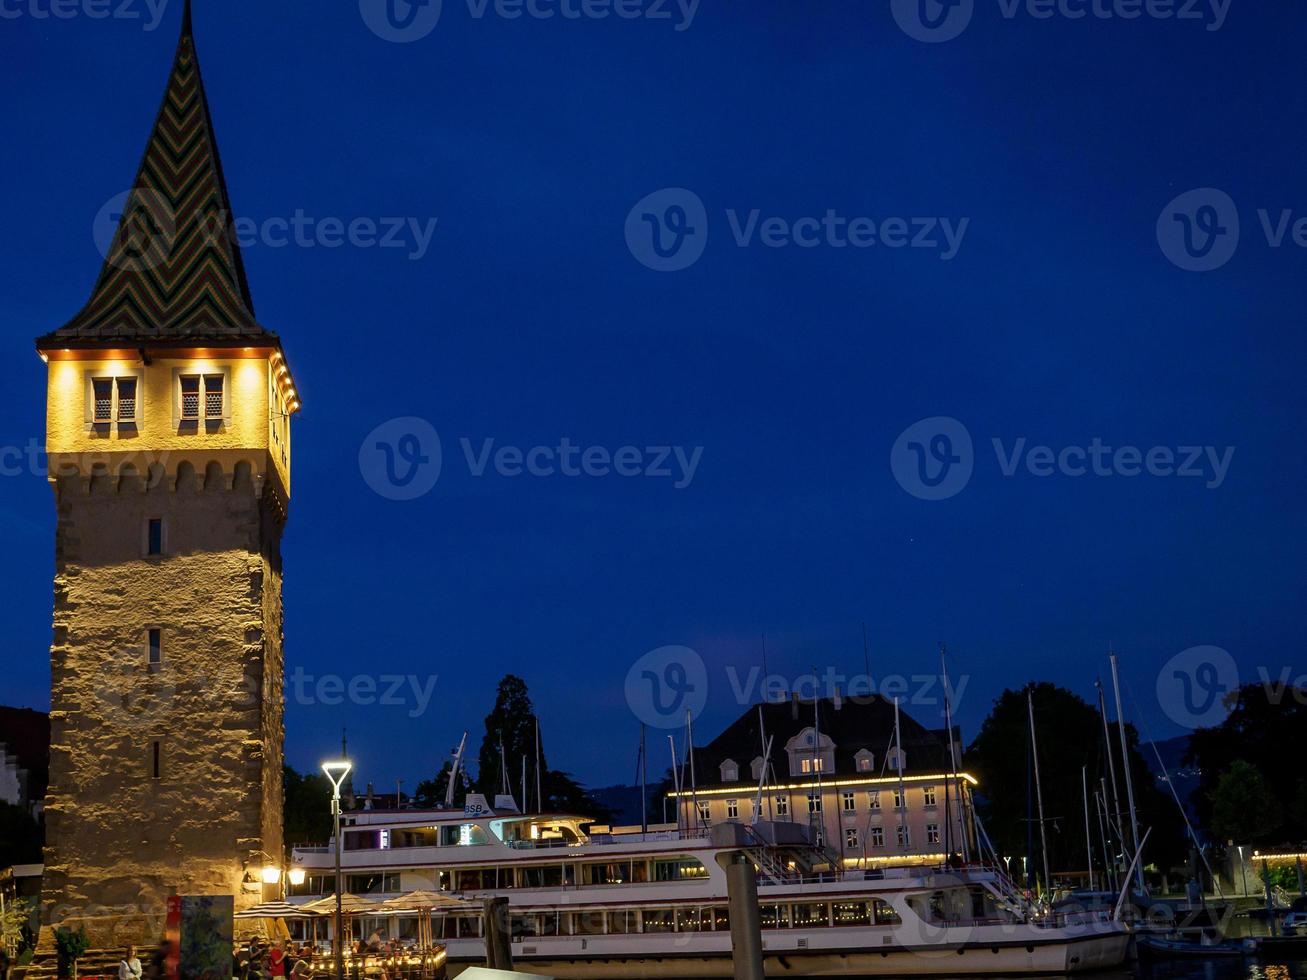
xmin=116 ymin=377 xmax=137 ymax=422
xmin=148 ymin=628 xmax=162 ymax=666
xmin=180 ymin=376 xmax=201 ymax=420
xmin=151 ymin=740 xmax=162 ymax=779
xmin=93 ymin=379 xmax=114 ymax=422
xmin=147 ymin=518 xmax=163 ymax=556
xmin=204 ymin=374 xmax=224 ymax=418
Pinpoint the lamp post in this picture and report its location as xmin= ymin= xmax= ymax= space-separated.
xmin=323 ymin=760 xmax=353 ymax=980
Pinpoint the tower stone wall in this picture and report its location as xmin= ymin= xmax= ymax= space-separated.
xmin=41 ymin=461 xmax=285 ymax=947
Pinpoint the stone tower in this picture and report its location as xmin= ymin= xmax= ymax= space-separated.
xmin=35 ymin=0 xmax=299 ymax=948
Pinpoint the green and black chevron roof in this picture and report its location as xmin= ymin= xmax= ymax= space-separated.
xmin=38 ymin=0 xmax=276 ymax=350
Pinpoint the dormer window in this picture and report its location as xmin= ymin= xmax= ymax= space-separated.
xmin=855 ymin=750 xmax=874 ymax=773
xmin=750 ymin=757 xmax=765 ymax=781
xmin=720 ymin=759 xmax=739 ymax=783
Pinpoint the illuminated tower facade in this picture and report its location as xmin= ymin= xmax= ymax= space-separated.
xmin=35 ymin=1 xmax=299 ymax=946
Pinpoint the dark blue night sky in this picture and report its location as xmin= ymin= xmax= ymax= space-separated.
xmin=3 ymin=0 xmax=1305 ymax=791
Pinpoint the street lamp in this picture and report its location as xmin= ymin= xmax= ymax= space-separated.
xmin=322 ymin=759 xmax=353 ymax=980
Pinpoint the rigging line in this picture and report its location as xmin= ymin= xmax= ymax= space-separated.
xmin=1122 ymin=679 xmax=1225 ymax=900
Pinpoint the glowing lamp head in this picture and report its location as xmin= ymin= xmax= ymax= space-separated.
xmin=261 ymin=865 xmax=282 ymax=885
xmin=322 ymin=760 xmax=353 ymax=796
xmin=288 ymin=868 xmax=306 ymax=887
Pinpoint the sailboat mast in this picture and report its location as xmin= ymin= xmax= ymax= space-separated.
xmin=940 ymin=645 xmax=969 ymax=861
xmin=639 ymin=724 xmax=648 ymax=836
xmin=1110 ymin=651 xmax=1145 ymax=892
xmin=1083 ymin=765 xmax=1095 ymax=892
xmin=1028 ymin=688 xmax=1052 ymax=897
xmin=894 ymin=697 xmax=908 ymax=856
xmin=1097 ymin=681 xmax=1124 ymax=831
xmin=687 ymin=710 xmax=699 ymax=832
xmin=535 ymin=718 xmax=543 ymax=814
xmin=668 ymin=734 xmax=682 ymax=834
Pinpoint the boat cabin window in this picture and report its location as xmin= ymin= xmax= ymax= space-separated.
xmin=441 ymin=823 xmax=489 ymax=846
xmin=653 ymin=857 xmax=709 ymax=882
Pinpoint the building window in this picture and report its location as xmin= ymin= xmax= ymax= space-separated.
xmin=726 ymin=799 xmax=739 ymax=820
xmin=92 ymin=376 xmax=138 ymax=424
xmin=842 ymin=792 xmax=856 ymax=812
xmin=868 ymin=790 xmax=881 ymax=810
xmin=896 ymin=825 xmax=910 ymax=848
xmin=775 ymin=796 xmax=789 ymax=817
xmin=814 ymin=831 xmax=824 ymax=848
xmin=721 ymin=760 xmax=739 ymax=782
xmin=923 ymin=786 xmax=937 ymax=807
xmin=117 ymin=377 xmax=137 ymax=421
xmin=180 ymin=374 xmax=225 ymax=422
xmin=845 ymin=828 xmax=859 ymax=850
xmin=148 ymin=628 xmax=162 ymax=666
xmin=870 ymin=826 xmax=885 ymax=848
xmin=893 ymin=789 xmax=904 ymax=810
xmin=752 ymin=800 xmax=762 ymax=820
xmin=93 ymin=378 xmax=113 ymax=422
xmin=807 ymin=793 xmax=822 ymax=814
xmin=696 ymin=801 xmax=711 ymax=824
xmin=147 ymin=518 xmax=163 ymax=556
xmin=857 ymin=754 xmax=874 ymax=772
xmin=150 ymin=740 xmax=162 ymax=779
xmin=926 ymin=823 xmax=941 ymax=845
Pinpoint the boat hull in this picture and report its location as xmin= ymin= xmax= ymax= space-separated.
xmin=447 ymin=925 xmax=1130 ymax=977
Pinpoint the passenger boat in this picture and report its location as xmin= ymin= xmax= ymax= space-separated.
xmin=289 ymin=795 xmax=1130 ymax=978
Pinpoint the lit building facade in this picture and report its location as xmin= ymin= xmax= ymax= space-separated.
xmin=671 ymin=695 xmax=976 ymax=868
xmin=36 ymin=0 xmax=298 ymax=948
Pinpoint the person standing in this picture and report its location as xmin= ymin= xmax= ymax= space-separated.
xmin=268 ymin=942 xmax=286 ymax=980
xmin=118 ymin=946 xmax=143 ymax=980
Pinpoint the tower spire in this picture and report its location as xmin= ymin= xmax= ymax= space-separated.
xmin=38 ymin=0 xmax=270 ymax=350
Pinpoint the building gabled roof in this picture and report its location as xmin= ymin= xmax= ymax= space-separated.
xmin=37 ymin=0 xmax=275 ymax=350
xmin=690 ymin=694 xmax=957 ymax=788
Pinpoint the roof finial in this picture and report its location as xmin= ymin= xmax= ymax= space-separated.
xmin=182 ymin=0 xmax=192 ymax=35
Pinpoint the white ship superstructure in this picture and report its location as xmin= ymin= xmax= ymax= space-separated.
xmin=289 ymin=799 xmax=1129 ymax=978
